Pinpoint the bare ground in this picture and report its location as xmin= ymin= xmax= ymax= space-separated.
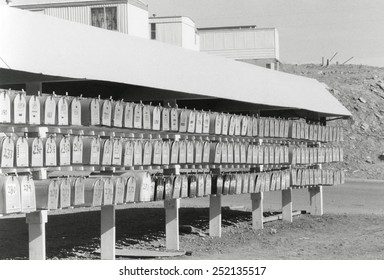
xmin=1 ymin=205 xmax=384 ymax=260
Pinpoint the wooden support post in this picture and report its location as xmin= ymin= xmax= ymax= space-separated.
xmin=309 ymin=186 xmax=323 ymax=215
xmin=251 ymin=192 xmax=264 ymax=229
xmin=26 ymin=210 xmax=48 ymax=260
xmin=209 ymin=195 xmax=221 ymax=237
xmin=282 ymin=189 xmax=293 ymax=222
xmin=164 ymin=198 xmax=180 ymax=250
xmin=100 ymin=205 xmax=116 ymax=260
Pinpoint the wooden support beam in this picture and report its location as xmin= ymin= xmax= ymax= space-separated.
xmin=26 ymin=210 xmax=48 ymax=260
xmin=209 ymin=195 xmax=222 ymax=237
xmin=100 ymin=205 xmax=116 ymax=260
xmin=164 ymin=198 xmax=180 ymax=250
xmin=309 ymin=186 xmax=323 ymax=216
xmin=282 ymin=189 xmax=293 ymax=222
xmin=251 ymin=192 xmax=264 ymax=229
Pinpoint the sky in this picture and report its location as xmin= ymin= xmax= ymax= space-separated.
xmin=144 ymin=0 xmax=384 ymax=67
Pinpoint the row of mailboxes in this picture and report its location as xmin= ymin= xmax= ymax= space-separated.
xmin=290 ymin=168 xmax=345 ymax=187
xmin=211 ymin=170 xmax=291 ymax=195
xmin=0 ymin=176 xmax=36 ymax=214
xmin=0 ymin=90 xmax=343 ymax=142
xmin=1 ymin=134 xmax=297 ymax=168
xmin=289 ymin=146 xmax=344 ymax=165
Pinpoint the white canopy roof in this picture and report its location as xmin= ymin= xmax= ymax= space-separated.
xmin=0 ymin=6 xmax=350 ymax=117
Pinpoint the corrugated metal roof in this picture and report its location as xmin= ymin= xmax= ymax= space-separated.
xmin=0 ymin=6 xmax=351 ymax=117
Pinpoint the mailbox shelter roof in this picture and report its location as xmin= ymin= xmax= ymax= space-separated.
xmin=0 ymin=6 xmax=351 ymax=118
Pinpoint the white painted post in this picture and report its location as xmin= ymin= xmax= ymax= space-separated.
xmin=282 ymin=189 xmax=293 ymax=222
xmin=251 ymin=192 xmax=264 ymax=229
xmin=164 ymin=198 xmax=180 ymax=250
xmin=209 ymin=195 xmax=222 ymax=237
xmin=26 ymin=210 xmax=48 ymax=260
xmin=309 ymin=186 xmax=323 ymax=215
xmin=101 ymin=205 xmax=116 ymax=260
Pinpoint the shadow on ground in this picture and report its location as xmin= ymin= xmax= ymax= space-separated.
xmin=0 ymin=207 xmax=252 ymax=260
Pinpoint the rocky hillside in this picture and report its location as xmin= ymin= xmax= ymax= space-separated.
xmin=281 ymin=64 xmax=384 ymax=180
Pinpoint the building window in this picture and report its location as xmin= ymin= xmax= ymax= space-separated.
xmin=91 ymin=7 xmax=117 ymax=31
xmin=150 ymin=23 xmax=156 ymax=39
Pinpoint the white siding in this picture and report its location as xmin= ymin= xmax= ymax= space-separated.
xmin=44 ymin=3 xmax=129 ymax=33
xmin=200 ymin=28 xmax=279 ymax=60
xmin=127 ymin=4 xmax=149 ymax=39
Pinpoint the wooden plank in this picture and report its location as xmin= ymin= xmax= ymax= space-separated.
xmin=164 ymin=198 xmax=180 ymax=250
xmin=251 ymin=192 xmax=263 ymax=229
xmin=309 ymin=186 xmax=323 ymax=215
xmin=26 ymin=210 xmax=48 ymax=260
xmin=100 ymin=205 xmax=116 ymax=260
xmin=209 ymin=195 xmax=222 ymax=237
xmin=282 ymin=189 xmax=293 ymax=222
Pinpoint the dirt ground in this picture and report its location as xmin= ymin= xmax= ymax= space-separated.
xmin=1 ymin=201 xmax=384 ymax=260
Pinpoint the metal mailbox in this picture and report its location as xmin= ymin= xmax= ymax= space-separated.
xmin=123 ymin=102 xmax=134 ymax=128
xmin=113 ymin=177 xmax=125 ymax=205
xmin=170 ymin=141 xmax=179 ymax=164
xmin=111 ymin=137 xmax=124 ymax=166
xmin=229 ymin=174 xmax=236 ymax=195
xmin=70 ymin=177 xmax=85 ymax=207
xmin=133 ymin=103 xmax=143 ymax=129
xmin=164 ymin=176 xmax=173 ymax=200
xmin=170 ymin=107 xmax=179 ymax=132
xmin=241 ymin=116 xmax=248 ymax=136
xmin=35 ymin=179 xmax=59 ymax=210
xmin=155 ymin=176 xmax=165 ymax=201
xmin=40 ymin=94 xmax=56 ymax=125
xmin=15 ymin=136 xmax=29 ymax=167
xmin=221 ymin=114 xmax=229 ymax=136
xmin=133 ymin=140 xmax=143 ymax=166
xmin=179 ymin=109 xmax=188 ymax=133
xmin=161 ymin=107 xmax=170 ymax=131
xmin=161 ymin=141 xmax=170 ymax=165
xmin=211 ymin=174 xmax=223 ymax=195
xmin=188 ymin=175 xmax=197 ymax=198
xmin=71 ymin=135 xmax=83 ymax=165
xmin=196 ymin=174 xmax=205 ymax=197
xmin=123 ymin=140 xmax=133 ymax=167
xmin=100 ymin=99 xmax=112 ymax=127
xmin=249 ymin=173 xmax=256 ymax=193
xmin=242 ymin=173 xmax=250 ymax=193
xmin=0 ymin=90 xmax=11 ymax=123
xmin=112 ymin=100 xmax=124 ymax=128
xmin=56 ymin=96 xmax=69 ymax=126
xmin=142 ymin=141 xmax=152 ymax=165
xmin=152 ymin=105 xmax=161 ymax=131
xmin=222 ymin=174 xmax=230 ymax=195
xmin=13 ymin=92 xmax=27 ymax=124
xmin=178 ymin=140 xmax=187 ymax=164
xmin=83 ymin=137 xmax=101 ymax=166
xmin=27 ymin=95 xmax=41 ymax=125
xmin=84 ymin=178 xmax=103 ymax=207
xmin=124 ymin=176 xmax=136 ymax=203
xmin=18 ymin=176 xmax=36 ymax=212
xmin=205 ymin=173 xmax=212 ymax=196
xmin=186 ymin=141 xmax=194 ymax=164
xmin=180 ymin=174 xmax=189 ymax=198
xmin=58 ymin=178 xmax=71 ymax=209
xmin=194 ymin=141 xmax=203 ymax=164
xmin=136 ymin=172 xmax=152 ymax=202
xmin=227 ymin=142 xmax=234 ymax=164
xmin=29 ymin=137 xmax=44 ymax=167
xmin=195 ymin=111 xmax=203 ymax=134
xmin=152 ymin=140 xmax=162 ymax=165
xmin=234 ymin=115 xmax=241 ymax=136
xmin=202 ymin=111 xmax=210 ymax=134
xmin=81 ymin=98 xmax=100 ymax=126
xmin=187 ymin=110 xmax=196 ymax=133
xmin=0 ymin=176 xmax=21 ymax=214
xmin=142 ymin=103 xmax=152 ymax=130
xmin=0 ymin=136 xmax=14 ymax=168
xmin=57 ymin=135 xmax=71 ymax=166
xmin=172 ymin=175 xmax=181 ymax=199
xmin=69 ymin=97 xmax=82 ymax=126
xmin=102 ymin=178 xmax=114 ymax=206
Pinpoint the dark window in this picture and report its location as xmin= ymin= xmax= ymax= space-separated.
xmin=150 ymin=23 xmax=156 ymax=39
xmin=91 ymin=7 xmax=117 ymax=31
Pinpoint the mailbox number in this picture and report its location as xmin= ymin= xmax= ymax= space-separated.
xmin=3 ymin=148 xmax=13 ymax=159
xmin=7 ymin=185 xmax=16 ymax=196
